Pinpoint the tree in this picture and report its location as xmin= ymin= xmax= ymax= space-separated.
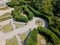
xmin=52 ymin=17 xmax=60 ymax=30
xmin=31 ymin=0 xmax=53 ymax=16
xmin=53 ymin=0 xmax=60 ymax=17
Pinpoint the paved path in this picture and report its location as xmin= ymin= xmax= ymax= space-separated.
xmin=0 ymin=0 xmax=45 ymax=45
xmin=0 ymin=17 xmax=45 ymax=45
xmin=16 ymin=35 xmax=22 ymax=45
xmin=10 ymin=19 xmax=16 ymax=30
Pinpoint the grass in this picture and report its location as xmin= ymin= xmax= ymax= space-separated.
xmin=6 ymin=36 xmax=18 ymax=45
xmin=36 ymin=34 xmax=46 ymax=45
xmin=1 ymin=23 xmax=13 ymax=32
xmin=0 ymin=13 xmax=12 ymax=22
xmin=20 ymin=31 xmax=28 ymax=42
xmin=15 ymin=23 xmax=25 ymax=28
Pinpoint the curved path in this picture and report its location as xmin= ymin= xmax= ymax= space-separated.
xmin=0 ymin=17 xmax=45 ymax=45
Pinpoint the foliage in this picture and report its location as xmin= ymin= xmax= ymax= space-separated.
xmin=53 ymin=0 xmax=60 ymax=17
xmin=26 ymin=28 xmax=38 ymax=45
xmin=12 ymin=6 xmax=28 ymax=22
xmin=51 ymin=17 xmax=60 ymax=30
xmin=7 ymin=0 xmax=60 ymax=45
xmin=49 ymin=25 xmax=60 ymax=38
xmin=6 ymin=1 xmax=20 ymax=7
xmin=23 ymin=6 xmax=34 ymax=20
xmin=37 ymin=26 xmax=60 ymax=45
xmin=31 ymin=0 xmax=53 ymax=16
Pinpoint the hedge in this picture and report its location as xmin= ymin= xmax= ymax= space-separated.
xmin=26 ymin=28 xmax=38 ymax=45
xmin=23 ymin=6 xmax=34 ymax=20
xmin=37 ymin=26 xmax=60 ymax=45
xmin=49 ymin=25 xmax=60 ymax=38
xmin=12 ymin=7 xmax=28 ymax=22
xmin=6 ymin=1 xmax=20 ymax=7
xmin=14 ymin=15 xmax=28 ymax=22
xmin=28 ymin=6 xmax=50 ymax=22
xmin=28 ymin=6 xmax=55 ymax=26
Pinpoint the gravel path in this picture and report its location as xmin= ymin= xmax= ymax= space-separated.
xmin=0 ymin=17 xmax=45 ymax=45
xmin=0 ymin=1 xmax=46 ymax=45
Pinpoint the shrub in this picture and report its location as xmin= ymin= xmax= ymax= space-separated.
xmin=12 ymin=7 xmax=28 ymax=22
xmin=7 ymin=1 xmax=20 ymax=7
xmin=28 ymin=6 xmax=50 ymax=22
xmin=23 ymin=6 xmax=34 ymax=20
xmin=26 ymin=28 xmax=38 ymax=45
xmin=37 ymin=26 xmax=60 ymax=45
xmin=49 ymin=25 xmax=60 ymax=38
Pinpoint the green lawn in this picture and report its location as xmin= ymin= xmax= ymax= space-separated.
xmin=15 ymin=23 xmax=25 ymax=28
xmin=6 ymin=36 xmax=18 ymax=45
xmin=1 ymin=23 xmax=13 ymax=32
xmin=20 ymin=31 xmax=29 ymax=42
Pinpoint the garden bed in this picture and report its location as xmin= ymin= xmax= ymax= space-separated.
xmin=6 ymin=36 xmax=18 ymax=45
xmin=1 ymin=23 xmax=13 ymax=32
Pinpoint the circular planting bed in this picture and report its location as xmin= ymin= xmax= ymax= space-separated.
xmin=35 ymin=19 xmax=43 ymax=26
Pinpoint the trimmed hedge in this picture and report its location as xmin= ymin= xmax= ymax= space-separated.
xmin=28 ymin=6 xmax=49 ymax=22
xmin=49 ymin=25 xmax=60 ymax=38
xmin=7 ymin=1 xmax=60 ymax=45
xmin=26 ymin=28 xmax=38 ymax=45
xmin=37 ymin=26 xmax=60 ymax=45
xmin=12 ymin=7 xmax=28 ymax=22
xmin=14 ymin=15 xmax=28 ymax=22
xmin=28 ymin=6 xmax=55 ymax=26
xmin=6 ymin=1 xmax=20 ymax=7
xmin=23 ymin=6 xmax=34 ymax=20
